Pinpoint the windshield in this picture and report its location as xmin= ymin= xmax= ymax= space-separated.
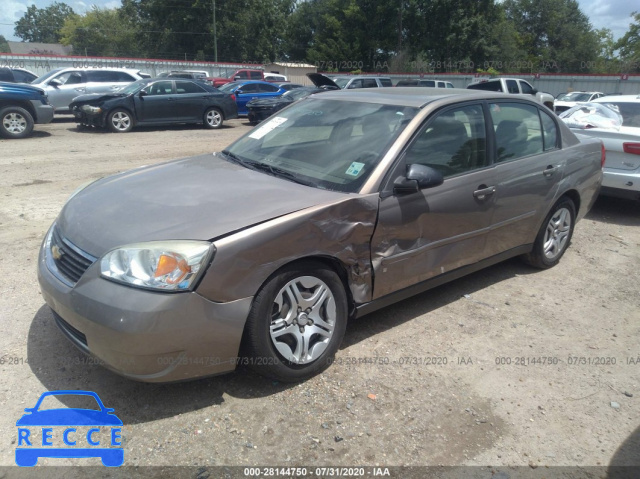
xmin=223 ymin=98 xmax=418 ymax=193
xmin=118 ymin=79 xmax=148 ymax=95
xmin=218 ymin=82 xmax=239 ymax=92
xmin=32 ymin=68 xmax=64 ymax=84
xmin=563 ymin=92 xmax=592 ymax=102
xmin=333 ymin=78 xmax=349 ymax=88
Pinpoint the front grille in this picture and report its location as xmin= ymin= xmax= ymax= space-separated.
xmin=53 ymin=311 xmax=88 ymax=348
xmin=50 ymin=226 xmax=96 ymax=285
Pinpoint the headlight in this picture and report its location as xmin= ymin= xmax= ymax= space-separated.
xmin=100 ymin=241 xmax=213 ymax=291
xmin=81 ymin=105 xmax=102 ymax=114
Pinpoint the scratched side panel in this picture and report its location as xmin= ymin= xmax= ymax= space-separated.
xmin=196 ymin=194 xmax=380 ymax=305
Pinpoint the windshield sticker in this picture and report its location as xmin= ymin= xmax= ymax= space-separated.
xmin=248 ymin=117 xmax=288 ymax=139
xmin=345 ymin=162 xmax=365 ymax=176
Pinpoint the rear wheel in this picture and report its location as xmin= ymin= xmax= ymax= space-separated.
xmin=203 ymin=107 xmax=223 ymax=129
xmin=523 ymin=197 xmax=576 ymax=269
xmin=0 ymin=106 xmax=34 ymax=139
xmin=107 ymin=109 xmax=133 ymax=133
xmin=243 ymin=261 xmax=348 ymax=382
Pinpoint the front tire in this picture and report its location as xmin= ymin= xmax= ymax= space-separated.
xmin=203 ymin=107 xmax=223 ymax=129
xmin=0 ymin=106 xmax=34 ymax=139
xmin=523 ymin=197 xmax=576 ymax=269
xmin=243 ymin=261 xmax=348 ymax=382
xmin=107 ymin=109 xmax=133 ymax=133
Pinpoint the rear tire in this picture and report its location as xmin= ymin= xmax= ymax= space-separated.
xmin=0 ymin=106 xmax=34 ymax=139
xmin=242 ymin=261 xmax=348 ymax=382
xmin=203 ymin=107 xmax=223 ymax=129
xmin=523 ymin=197 xmax=576 ymax=269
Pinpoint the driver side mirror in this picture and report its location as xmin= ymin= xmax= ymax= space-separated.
xmin=235 ymin=89 xmax=244 ymax=95
xmin=49 ymin=79 xmax=61 ymax=88
xmin=138 ymin=90 xmax=147 ymax=97
xmin=531 ymin=88 xmax=538 ymax=95
xmin=393 ymin=164 xmax=444 ymax=195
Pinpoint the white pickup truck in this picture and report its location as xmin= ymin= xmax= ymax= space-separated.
xmin=468 ymin=78 xmax=555 ymax=112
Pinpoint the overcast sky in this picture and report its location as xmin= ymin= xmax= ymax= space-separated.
xmin=1 ymin=0 xmax=639 ymax=48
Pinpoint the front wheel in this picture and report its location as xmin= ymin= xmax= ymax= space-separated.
xmin=203 ymin=107 xmax=223 ymax=129
xmin=242 ymin=261 xmax=348 ymax=382
xmin=523 ymin=197 xmax=576 ymax=269
xmin=107 ymin=109 xmax=133 ymax=133
xmin=0 ymin=106 xmax=34 ymax=139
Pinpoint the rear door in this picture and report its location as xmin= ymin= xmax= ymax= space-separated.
xmin=85 ymin=70 xmax=137 ymax=95
xmin=371 ymin=102 xmax=497 ymax=298
xmin=485 ymin=102 xmax=565 ymax=255
xmin=173 ymin=80 xmax=208 ymax=120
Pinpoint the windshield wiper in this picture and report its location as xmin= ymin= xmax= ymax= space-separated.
xmin=245 ymin=162 xmax=317 ymax=187
xmin=221 ymin=151 xmax=315 ymax=187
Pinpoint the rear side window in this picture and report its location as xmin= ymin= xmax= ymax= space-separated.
xmin=362 ymin=79 xmax=377 ymax=88
xmin=490 ymin=103 xmax=544 ymax=162
xmin=600 ymin=102 xmax=640 ymax=127
xmin=506 ymin=80 xmax=519 ymax=94
xmin=0 ymin=68 xmax=13 ymax=82
xmin=86 ymin=70 xmax=123 ymax=82
xmin=540 ymin=110 xmax=559 ymax=150
xmin=420 ymin=80 xmax=436 ymax=87
xmin=380 ymin=78 xmax=393 ymax=87
xmin=258 ymin=83 xmax=280 ymax=93
xmin=468 ymin=81 xmax=501 ymax=92
xmin=175 ymin=81 xmax=206 ymax=94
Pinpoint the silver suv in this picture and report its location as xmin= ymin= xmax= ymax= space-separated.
xmin=30 ymin=68 xmax=143 ymax=112
xmin=307 ymin=73 xmax=392 ymax=90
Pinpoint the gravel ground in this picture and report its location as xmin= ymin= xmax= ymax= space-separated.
xmin=0 ymin=117 xmax=638 ymax=477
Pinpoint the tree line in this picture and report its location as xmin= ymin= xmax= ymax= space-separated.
xmin=4 ymin=0 xmax=640 ymax=74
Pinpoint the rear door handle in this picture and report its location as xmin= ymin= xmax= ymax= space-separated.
xmin=543 ymin=165 xmax=559 ymax=177
xmin=473 ymin=185 xmax=496 ymax=200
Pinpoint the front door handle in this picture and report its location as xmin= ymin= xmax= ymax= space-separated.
xmin=543 ymin=165 xmax=559 ymax=177
xmin=473 ymin=185 xmax=496 ymax=200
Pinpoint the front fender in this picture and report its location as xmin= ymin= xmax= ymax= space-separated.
xmin=196 ymin=194 xmax=379 ymax=305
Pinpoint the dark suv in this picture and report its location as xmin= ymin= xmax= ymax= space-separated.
xmin=0 ymin=67 xmax=38 ymax=84
xmin=0 ymin=81 xmax=54 ymax=138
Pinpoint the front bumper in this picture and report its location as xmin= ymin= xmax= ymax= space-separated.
xmin=31 ymin=101 xmax=54 ymax=125
xmin=37 ymin=235 xmax=253 ymax=382
xmin=247 ymin=108 xmax=272 ymax=124
xmin=601 ymin=167 xmax=640 ymax=200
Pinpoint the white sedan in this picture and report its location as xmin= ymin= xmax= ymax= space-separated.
xmin=562 ymin=96 xmax=640 ymax=201
xmin=555 ymin=91 xmax=605 ymax=114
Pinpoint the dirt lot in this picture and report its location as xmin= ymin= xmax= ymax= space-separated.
xmin=0 ymin=117 xmax=638 ymax=477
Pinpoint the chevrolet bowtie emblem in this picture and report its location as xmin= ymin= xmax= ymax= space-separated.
xmin=51 ymin=245 xmax=63 ymax=260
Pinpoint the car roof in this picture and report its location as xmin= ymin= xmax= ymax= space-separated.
xmin=236 ymin=80 xmax=279 ymax=85
xmin=593 ymin=95 xmax=640 ymax=102
xmin=314 ymin=87 xmax=527 ymax=108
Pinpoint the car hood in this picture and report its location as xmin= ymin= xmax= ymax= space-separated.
xmin=70 ymin=93 xmax=126 ymax=106
xmin=247 ymin=97 xmax=290 ymax=107
xmin=57 ymin=153 xmax=345 ymax=256
xmin=0 ymin=81 xmax=46 ymax=95
xmin=306 ymin=73 xmax=341 ymax=90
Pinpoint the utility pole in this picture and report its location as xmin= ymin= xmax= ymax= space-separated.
xmin=212 ymin=0 xmax=218 ymax=63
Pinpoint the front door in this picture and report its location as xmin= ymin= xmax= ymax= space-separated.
xmin=135 ymin=80 xmax=176 ymax=122
xmin=371 ymin=102 xmax=497 ymax=299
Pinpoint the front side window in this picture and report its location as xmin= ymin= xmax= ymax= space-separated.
xmin=258 ymin=83 xmax=279 ymax=93
xmin=224 ymin=99 xmax=418 ymax=192
xmin=250 ymin=71 xmax=262 ymax=80
xmin=506 ymin=80 xmax=519 ymax=94
xmin=519 ymin=81 xmax=534 ymax=94
xmin=402 ymin=104 xmax=487 ymax=178
xmin=348 ymin=79 xmax=363 ymax=89
xmin=55 ymin=71 xmax=84 ymax=85
xmin=145 ymin=81 xmax=173 ymax=95
xmin=490 ymin=103 xmax=544 ymax=162
xmin=362 ymin=79 xmax=377 ymax=88
xmin=239 ymin=83 xmax=259 ymax=93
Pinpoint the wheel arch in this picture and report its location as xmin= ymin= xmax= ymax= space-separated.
xmin=0 ymin=100 xmax=36 ymax=121
xmin=560 ymin=189 xmax=580 ymax=215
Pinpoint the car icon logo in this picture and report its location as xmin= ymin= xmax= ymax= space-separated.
xmin=16 ymin=390 xmax=123 ymax=467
